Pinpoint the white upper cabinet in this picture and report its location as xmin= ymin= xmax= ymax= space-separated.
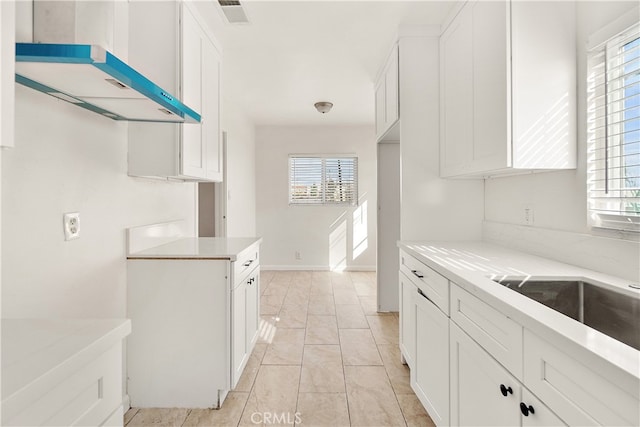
xmin=440 ymin=1 xmax=576 ymax=178
xmin=128 ymin=1 xmax=222 ymax=182
xmin=375 ymin=45 xmax=399 ymax=140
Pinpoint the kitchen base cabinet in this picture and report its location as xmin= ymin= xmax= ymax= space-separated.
xmin=412 ymin=288 xmax=449 ymax=426
xmin=399 ymin=272 xmax=417 ymax=368
xmin=524 ymin=330 xmax=639 ymax=426
xmin=127 ymin=260 xmax=230 ymax=408
xmin=450 ymin=322 xmax=519 ymax=426
xmin=127 ymin=239 xmax=261 ymax=408
xmin=1 ymin=319 xmax=131 ymax=427
xmin=450 ymin=322 xmax=565 ymax=426
xmin=246 ymin=270 xmax=260 ymax=349
xmin=231 ymin=267 xmax=260 ymax=389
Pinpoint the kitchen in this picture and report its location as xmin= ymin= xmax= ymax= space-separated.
xmin=1 ymin=0 xmax=639 ymax=426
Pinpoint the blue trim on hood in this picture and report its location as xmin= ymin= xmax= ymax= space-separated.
xmin=15 ymin=43 xmax=201 ymax=123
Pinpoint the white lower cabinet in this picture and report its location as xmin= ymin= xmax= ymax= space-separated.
xmin=1 ymin=320 xmax=131 ymax=427
xmin=524 ymin=330 xmax=639 ymax=426
xmin=413 ymin=288 xmax=449 ymax=426
xmin=231 ymin=277 xmax=247 ymax=388
xmin=246 ymin=270 xmax=260 ymax=349
xmin=399 ymin=272 xmax=417 ymax=368
xmin=127 ymin=241 xmax=261 ymax=408
xmin=450 ymin=322 xmax=565 ymax=426
xmin=521 ymin=389 xmax=567 ymax=427
xmin=231 ymin=267 xmax=260 ymax=389
xmin=450 ymin=321 xmax=520 ymax=426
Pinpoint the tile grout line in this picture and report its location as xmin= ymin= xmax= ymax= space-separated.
xmin=334 ymin=273 xmax=353 ymax=427
xmin=293 ymin=274 xmax=311 ymax=427
xmin=179 ymin=409 xmax=192 ymax=427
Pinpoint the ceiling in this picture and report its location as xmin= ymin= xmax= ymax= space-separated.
xmin=194 ymin=1 xmax=459 ymax=127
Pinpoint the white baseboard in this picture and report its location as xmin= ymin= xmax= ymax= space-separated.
xmin=123 ymin=394 xmax=131 ymax=412
xmin=262 ymin=265 xmax=376 ymax=272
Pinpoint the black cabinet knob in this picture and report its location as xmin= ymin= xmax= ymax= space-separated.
xmin=499 ymin=384 xmax=513 ymax=396
xmin=411 ymin=270 xmax=424 ymax=279
xmin=520 ymin=402 xmax=535 ymax=417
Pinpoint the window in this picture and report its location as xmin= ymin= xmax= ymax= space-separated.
xmin=289 ymin=155 xmax=358 ymax=206
xmin=587 ymin=22 xmax=640 ymax=232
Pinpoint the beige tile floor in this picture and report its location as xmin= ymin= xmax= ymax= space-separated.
xmin=125 ymin=270 xmax=435 ymax=427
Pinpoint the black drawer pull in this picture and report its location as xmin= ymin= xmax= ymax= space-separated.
xmin=411 ymin=270 xmax=424 ymax=279
xmin=499 ymin=384 xmax=513 ymax=396
xmin=520 ymin=402 xmax=535 ymax=417
xmin=243 ymin=259 xmax=254 ymax=267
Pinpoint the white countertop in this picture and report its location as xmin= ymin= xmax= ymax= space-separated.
xmin=2 ymin=318 xmax=132 ymax=401
xmin=398 ymin=241 xmax=640 ymax=389
xmin=127 ymin=237 xmax=262 ymax=260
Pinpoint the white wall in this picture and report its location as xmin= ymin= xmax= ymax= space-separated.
xmin=398 ymin=34 xmax=484 ymax=241
xmin=2 ymin=85 xmax=196 ymax=318
xmin=483 ymin=1 xmax=639 ymax=281
xmin=223 ymin=97 xmax=256 ymax=237
xmin=256 ymin=125 xmax=376 ymax=270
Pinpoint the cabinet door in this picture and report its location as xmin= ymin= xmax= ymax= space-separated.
xmin=231 ymin=281 xmax=247 ymax=388
xmin=521 ymin=388 xmax=567 ymax=427
xmin=203 ymin=36 xmax=223 ymax=182
xmin=510 ymin=1 xmax=576 ymax=170
xmin=245 ymin=270 xmax=260 ymax=351
xmin=439 ymin=5 xmax=473 ymax=177
xmin=470 ymin=0 xmax=510 ymax=171
xmin=450 ymin=322 xmax=520 ymax=426
xmin=180 ymin=5 xmax=206 ymax=179
xmin=375 ymin=79 xmax=386 ymax=138
xmin=413 ymin=290 xmax=449 ymax=426
xmin=399 ymin=272 xmax=416 ymax=368
xmin=524 ymin=330 xmax=638 ymax=426
xmin=384 ymin=45 xmax=399 ymax=130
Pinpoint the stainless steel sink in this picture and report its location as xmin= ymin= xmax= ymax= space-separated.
xmin=491 ymin=278 xmax=640 ymax=351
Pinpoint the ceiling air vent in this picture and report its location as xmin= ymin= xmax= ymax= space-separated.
xmin=218 ymin=0 xmax=249 ymax=24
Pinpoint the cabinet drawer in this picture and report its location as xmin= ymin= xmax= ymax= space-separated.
xmin=4 ymin=343 xmax=123 ymax=426
xmin=524 ymin=330 xmax=639 ymax=426
xmin=234 ymin=245 xmax=259 ymax=285
xmin=400 ymin=251 xmax=449 ymax=315
xmin=450 ymin=284 xmax=523 ymax=378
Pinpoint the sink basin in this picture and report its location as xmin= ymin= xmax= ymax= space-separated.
xmin=491 ymin=278 xmax=640 ymax=351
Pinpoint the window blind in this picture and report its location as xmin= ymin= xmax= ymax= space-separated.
xmin=289 ymin=155 xmax=358 ymax=206
xmin=587 ymin=23 xmax=640 ymax=232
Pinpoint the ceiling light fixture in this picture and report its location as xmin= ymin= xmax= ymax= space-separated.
xmin=314 ymin=102 xmax=333 ymax=114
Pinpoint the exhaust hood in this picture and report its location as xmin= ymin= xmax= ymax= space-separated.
xmin=15 ymin=43 xmax=201 ymax=123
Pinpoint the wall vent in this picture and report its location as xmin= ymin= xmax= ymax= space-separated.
xmin=218 ymin=0 xmax=249 ymax=24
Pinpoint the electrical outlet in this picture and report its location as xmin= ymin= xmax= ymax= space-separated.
xmin=295 ymin=251 xmax=301 ymax=260
xmin=63 ymin=212 xmax=80 ymax=240
xmin=524 ymin=205 xmax=534 ymax=226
